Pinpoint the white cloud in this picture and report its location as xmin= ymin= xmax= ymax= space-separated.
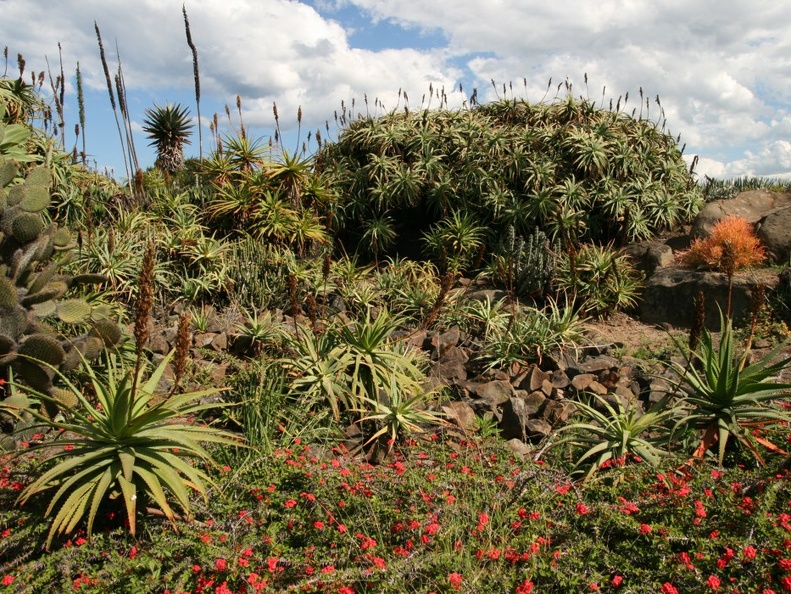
xmin=2 ymin=0 xmax=791 ymax=176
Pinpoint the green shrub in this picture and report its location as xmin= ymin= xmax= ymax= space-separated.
xmin=554 ymin=242 xmax=643 ymax=318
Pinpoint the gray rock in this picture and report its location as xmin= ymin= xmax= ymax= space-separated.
xmin=757 ymin=205 xmax=791 ymax=264
xmin=691 ymin=190 xmax=791 ymax=239
xmin=470 ymin=380 xmax=514 ymax=406
xmin=542 ymin=400 xmax=576 ymax=424
xmin=570 ymin=373 xmax=597 ymax=392
xmin=506 ymin=438 xmax=533 ymax=460
xmin=641 ymin=267 xmax=778 ymax=328
xmin=500 ymin=397 xmax=529 ymax=441
xmin=525 ymin=418 xmax=553 ymax=441
xmin=623 ymin=241 xmax=675 ymax=275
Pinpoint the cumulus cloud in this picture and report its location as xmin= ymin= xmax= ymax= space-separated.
xmin=2 ymin=0 xmax=791 ymax=176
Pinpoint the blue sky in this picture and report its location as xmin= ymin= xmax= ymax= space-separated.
xmin=3 ymin=0 xmax=791 ymax=180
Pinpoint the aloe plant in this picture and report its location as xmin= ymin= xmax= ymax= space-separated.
xmin=16 ymin=351 xmax=241 ymax=549
xmin=670 ymin=310 xmax=791 ymax=465
xmin=554 ymin=394 xmax=677 ymax=480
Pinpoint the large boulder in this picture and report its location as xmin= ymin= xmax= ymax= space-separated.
xmin=691 ymin=190 xmax=791 ymax=240
xmin=757 ymin=206 xmax=791 ymax=264
xmin=640 ymin=267 xmax=779 ymax=328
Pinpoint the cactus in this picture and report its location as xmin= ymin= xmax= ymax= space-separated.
xmin=0 ymin=276 xmax=18 ymax=309
xmin=11 ymin=212 xmax=44 ymax=243
xmin=0 ymin=103 xmax=123 ymax=432
xmin=18 ymin=333 xmax=66 ymax=367
xmin=89 ymin=318 xmax=123 ymax=347
xmin=50 ymin=386 xmax=79 ymax=409
xmin=56 ymin=299 xmax=93 ymax=324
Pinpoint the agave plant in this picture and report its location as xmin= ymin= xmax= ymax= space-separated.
xmin=15 ymin=351 xmax=241 ymax=549
xmin=670 ymin=310 xmax=791 ymax=465
xmin=142 ymin=103 xmax=193 ymax=172
xmin=554 ymin=393 xmax=676 ymax=480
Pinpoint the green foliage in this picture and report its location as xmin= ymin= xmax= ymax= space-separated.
xmin=0 ymin=107 xmax=121 ymax=425
xmin=16 ymin=351 xmax=241 ymax=549
xmin=489 ymin=226 xmax=560 ymax=300
xmin=554 ymin=393 xmax=676 ymax=480
xmin=283 ymin=309 xmax=428 ymax=427
xmin=478 ymin=299 xmax=584 ymax=369
xmin=554 ymin=242 xmax=643 ymax=318
xmin=670 ymin=310 xmax=791 ymax=465
xmin=319 ymin=96 xmax=702 ymax=267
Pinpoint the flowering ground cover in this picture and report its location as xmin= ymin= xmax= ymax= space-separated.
xmin=2 ymin=431 xmax=790 ymax=593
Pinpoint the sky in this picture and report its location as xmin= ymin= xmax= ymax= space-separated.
xmin=2 ymin=0 xmax=791 ymax=181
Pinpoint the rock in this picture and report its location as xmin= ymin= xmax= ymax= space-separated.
xmin=210 ymin=332 xmax=228 ymax=351
xmin=623 ymin=241 xmax=675 ymax=275
xmin=570 ymin=373 xmax=597 ymax=392
xmin=442 ymin=401 xmax=477 ymax=432
xmin=691 ymin=190 xmax=791 ymax=239
xmin=520 ymin=391 xmax=547 ymax=415
xmin=193 ymin=332 xmax=217 ymax=349
xmin=550 ymin=369 xmax=571 ymax=390
xmin=500 ymin=397 xmax=529 ymax=441
xmin=469 ymin=380 xmax=514 ymax=406
xmin=465 ymin=288 xmax=508 ymax=303
xmin=148 ymin=331 xmax=170 ymax=355
xmin=431 ymin=360 xmax=468 ymax=384
xmin=431 ymin=326 xmax=461 ymax=356
xmin=579 ymin=355 xmax=620 ymax=374
xmin=647 ymin=377 xmax=673 ymax=404
xmin=439 ymin=345 xmax=469 ymax=366
xmin=520 ymin=365 xmax=551 ymax=393
xmin=757 ymin=205 xmax=791 ymax=264
xmin=641 ymin=267 xmax=779 ymax=328
xmin=542 ymin=400 xmax=576 ymax=424
xmin=506 ymin=438 xmax=532 ymax=460
xmin=525 ymin=418 xmax=553 ymax=441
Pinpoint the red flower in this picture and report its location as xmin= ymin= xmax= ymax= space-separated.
xmin=215 ymin=558 xmax=227 ymax=572
xmin=449 ymin=572 xmax=463 ymax=591
xmin=611 ymin=575 xmax=623 ymax=588
xmin=337 ymin=523 xmax=348 ymax=533
xmin=661 ymin=583 xmax=679 ymax=594
xmin=313 ymin=521 xmax=325 ymax=530
xmin=639 ymin=523 xmax=652 ymax=534
xmin=2 ymin=575 xmax=15 ymax=586
xmin=706 ymin=575 xmax=721 ymax=590
xmin=516 ymin=579 xmax=534 ymax=594
xmin=284 ymin=499 xmax=297 ymax=508
xmin=576 ymin=503 xmax=590 ymax=515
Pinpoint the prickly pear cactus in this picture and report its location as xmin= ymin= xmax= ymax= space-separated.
xmin=0 ymin=110 xmax=124 ymax=449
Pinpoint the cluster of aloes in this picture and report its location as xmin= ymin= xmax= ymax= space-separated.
xmin=318 ymin=94 xmax=702 ymax=266
xmin=281 ymin=308 xmax=443 ymax=448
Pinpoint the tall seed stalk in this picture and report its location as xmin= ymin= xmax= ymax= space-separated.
xmin=95 ymin=22 xmax=131 ymax=181
xmin=183 ymin=4 xmax=203 ymax=161
xmin=76 ymin=62 xmax=86 ymax=164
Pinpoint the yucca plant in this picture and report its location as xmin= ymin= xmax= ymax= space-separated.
xmin=15 ymin=351 xmax=241 ymax=549
xmin=142 ymin=102 xmax=193 ymax=173
xmin=554 ymin=393 xmax=676 ymax=480
xmin=670 ymin=310 xmax=791 ymax=465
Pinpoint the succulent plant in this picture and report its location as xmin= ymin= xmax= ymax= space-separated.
xmin=0 ymin=114 xmax=124 ymax=448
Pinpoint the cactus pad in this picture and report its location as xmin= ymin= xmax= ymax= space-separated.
xmin=11 ymin=212 xmax=44 ymax=244
xmin=0 ymin=276 xmax=18 ymax=309
xmin=56 ymin=299 xmax=93 ymax=324
xmin=89 ymin=318 xmax=123 ymax=346
xmin=19 ymin=333 xmax=66 ymax=367
xmin=19 ymin=185 xmax=51 ymax=213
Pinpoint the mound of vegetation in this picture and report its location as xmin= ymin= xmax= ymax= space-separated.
xmin=317 ymin=96 xmax=703 ymax=271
